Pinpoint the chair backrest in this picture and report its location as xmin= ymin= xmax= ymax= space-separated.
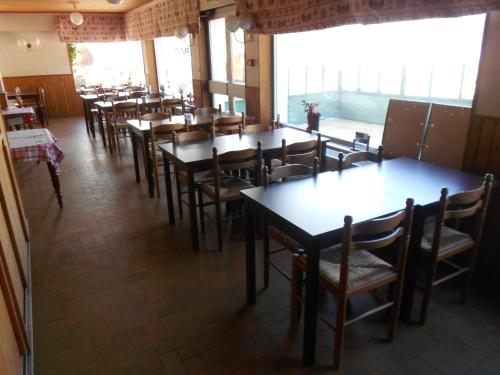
xmin=212 ymin=113 xmax=245 ymax=135
xmin=162 ymin=96 xmax=185 ymax=114
xmin=145 ymin=93 xmax=162 ymax=99
xmin=242 ymin=123 xmax=272 ymax=134
xmin=281 ymin=133 xmax=321 ymax=166
xmin=173 ymin=130 xmax=211 ymax=144
xmin=338 ymin=145 xmax=384 ymax=171
xmin=107 ymin=95 xmax=128 ymax=103
xmin=337 ymin=198 xmax=414 ymax=291
xmin=150 ymin=121 xmax=188 ymax=145
xmin=141 ymin=112 xmax=170 ymax=122
xmin=128 ymin=91 xmax=144 ymax=99
xmin=112 ymin=101 xmax=139 ymax=120
xmin=431 ymin=173 xmax=494 ymax=257
xmin=192 ymin=105 xmax=221 ymax=116
xmin=212 ymin=141 xmax=263 ymax=187
xmin=125 ymin=86 xmax=143 ymax=92
xmin=262 ymin=157 xmax=319 ymax=186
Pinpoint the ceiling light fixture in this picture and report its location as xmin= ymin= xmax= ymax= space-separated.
xmin=69 ymin=2 xmax=84 ymax=26
xmin=107 ymin=0 xmax=124 ymax=5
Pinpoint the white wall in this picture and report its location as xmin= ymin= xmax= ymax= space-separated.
xmin=0 ymin=14 xmax=71 ymax=77
xmin=475 ymin=11 xmax=500 ymax=118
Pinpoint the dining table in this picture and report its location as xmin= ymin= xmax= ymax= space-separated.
xmin=128 ymin=112 xmax=255 ymax=198
xmin=159 ymin=126 xmax=328 ymax=250
xmin=241 ymin=157 xmax=484 ymax=366
xmin=7 ymin=128 xmax=65 ymax=208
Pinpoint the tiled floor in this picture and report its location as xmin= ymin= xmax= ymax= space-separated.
xmin=16 ymin=117 xmax=500 ymax=374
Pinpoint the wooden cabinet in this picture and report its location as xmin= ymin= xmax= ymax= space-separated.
xmin=0 ymin=114 xmax=31 ymax=374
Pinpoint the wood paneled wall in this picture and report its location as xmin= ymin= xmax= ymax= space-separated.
xmin=192 ymin=79 xmax=209 ymax=109
xmin=245 ymin=86 xmax=260 ymax=123
xmin=463 ymin=114 xmax=500 ymax=177
xmin=3 ymin=74 xmax=82 ymax=118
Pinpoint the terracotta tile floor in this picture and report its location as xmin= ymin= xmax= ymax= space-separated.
xmin=16 ymin=117 xmax=500 ymax=374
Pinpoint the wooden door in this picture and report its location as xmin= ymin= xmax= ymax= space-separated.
xmin=0 ymin=114 xmax=30 ymax=374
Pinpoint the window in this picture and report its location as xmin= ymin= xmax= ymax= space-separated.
xmin=208 ymin=16 xmax=246 ymax=112
xmin=71 ymin=41 xmax=145 ymax=88
xmin=154 ymin=36 xmax=193 ymax=96
xmin=274 ymin=14 xmax=486 ymax=145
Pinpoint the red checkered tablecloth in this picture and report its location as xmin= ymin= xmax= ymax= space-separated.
xmin=7 ymin=129 xmax=65 ymax=170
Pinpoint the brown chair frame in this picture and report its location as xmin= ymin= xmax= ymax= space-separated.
xmin=211 ymin=113 xmax=245 ymax=136
xmin=338 ymin=145 xmax=384 ymax=171
xmin=418 ymin=173 xmax=494 ymax=324
xmin=281 ymin=133 xmax=322 ymax=166
xmin=110 ymin=101 xmax=139 ymax=153
xmin=149 ymin=121 xmax=189 ymax=198
xmin=199 ymin=142 xmax=262 ymax=251
xmin=291 ymin=198 xmax=414 ymax=369
xmin=161 ymin=97 xmax=185 ymax=115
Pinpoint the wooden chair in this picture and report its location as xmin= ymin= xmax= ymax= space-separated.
xmin=36 ymin=87 xmax=49 ymax=127
xmin=241 ymin=123 xmax=272 ymax=134
xmin=192 ymin=105 xmax=221 ymax=116
xmin=418 ymin=173 xmax=494 ymax=324
xmin=149 ymin=120 xmax=189 ymax=198
xmin=291 ymin=198 xmax=414 ymax=369
xmin=211 ymin=113 xmax=245 ymax=136
xmin=162 ymin=97 xmax=185 ymax=116
xmin=281 ymin=133 xmax=322 ymax=167
xmin=109 ymin=101 xmax=139 ymax=153
xmin=125 ymin=86 xmax=143 ymax=92
xmin=172 ymin=131 xmax=221 ymax=219
xmin=140 ymin=112 xmax=170 ymax=122
xmin=199 ymin=143 xmax=262 ymax=251
xmin=338 ymin=145 xmax=384 ymax=171
xmin=262 ymin=159 xmax=320 ymax=287
xmin=128 ymin=91 xmax=145 ymax=99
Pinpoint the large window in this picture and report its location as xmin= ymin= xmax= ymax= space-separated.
xmin=208 ymin=16 xmax=246 ymax=112
xmin=274 ymin=14 xmax=486 ymax=145
xmin=71 ymin=41 xmax=145 ymax=88
xmin=154 ymin=36 xmax=193 ymax=96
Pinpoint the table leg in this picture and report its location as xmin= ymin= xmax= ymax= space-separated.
xmin=143 ymin=133 xmax=154 ymax=198
xmin=187 ymin=170 xmax=199 ymax=250
xmin=97 ymin=108 xmax=106 ymax=148
xmin=131 ymin=131 xmax=140 ymax=183
xmin=400 ymin=205 xmax=425 ymax=322
xmin=163 ymin=155 xmax=175 ymax=225
xmin=88 ymin=103 xmax=96 ymax=138
xmin=245 ymin=200 xmax=256 ymax=304
xmin=47 ymin=163 xmax=63 ymax=208
xmin=303 ymin=242 xmax=320 ymax=366
xmin=82 ymin=101 xmax=90 ymax=134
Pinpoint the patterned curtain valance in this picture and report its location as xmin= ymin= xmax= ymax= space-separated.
xmin=125 ymin=0 xmax=199 ymax=40
xmin=56 ymin=14 xmax=126 ymax=42
xmin=236 ymin=0 xmax=500 ymax=35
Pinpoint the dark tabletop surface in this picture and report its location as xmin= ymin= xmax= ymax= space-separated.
xmin=128 ymin=112 xmax=247 ymax=132
xmin=159 ymin=127 xmax=325 ymax=165
xmin=241 ymin=157 xmax=484 ymax=239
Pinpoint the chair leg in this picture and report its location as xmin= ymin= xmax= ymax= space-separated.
xmin=215 ymin=198 xmax=223 ymax=251
xmin=115 ymin=129 xmax=122 ymax=154
xmin=419 ymin=260 xmax=437 ymax=325
xmin=333 ymin=296 xmax=348 ymax=370
xmin=387 ymin=279 xmax=403 ymax=342
xmin=263 ymin=224 xmax=270 ymax=289
xmin=461 ymin=250 xmax=478 ymax=304
xmin=197 ymin=188 xmax=205 ymax=234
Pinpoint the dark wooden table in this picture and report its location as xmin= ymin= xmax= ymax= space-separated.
xmin=159 ymin=127 xmax=328 ymax=250
xmin=241 ymin=157 xmax=484 ymax=366
xmin=128 ymin=112 xmax=253 ymax=199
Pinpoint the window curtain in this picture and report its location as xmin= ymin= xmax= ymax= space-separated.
xmin=56 ymin=0 xmax=199 ymax=43
xmin=125 ymin=0 xmax=199 ymax=40
xmin=56 ymin=14 xmax=126 ymax=42
xmin=235 ymin=0 xmax=500 ymax=34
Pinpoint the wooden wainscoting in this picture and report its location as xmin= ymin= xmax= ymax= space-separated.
xmin=463 ymin=114 xmax=500 ymax=176
xmin=3 ymin=74 xmax=82 ymax=118
xmin=245 ymin=85 xmax=260 ymax=124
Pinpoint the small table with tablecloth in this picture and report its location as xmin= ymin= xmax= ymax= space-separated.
xmin=7 ymin=129 xmax=64 ymax=208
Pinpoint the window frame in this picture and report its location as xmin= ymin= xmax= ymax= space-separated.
xmin=207 ymin=9 xmax=246 ymax=112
